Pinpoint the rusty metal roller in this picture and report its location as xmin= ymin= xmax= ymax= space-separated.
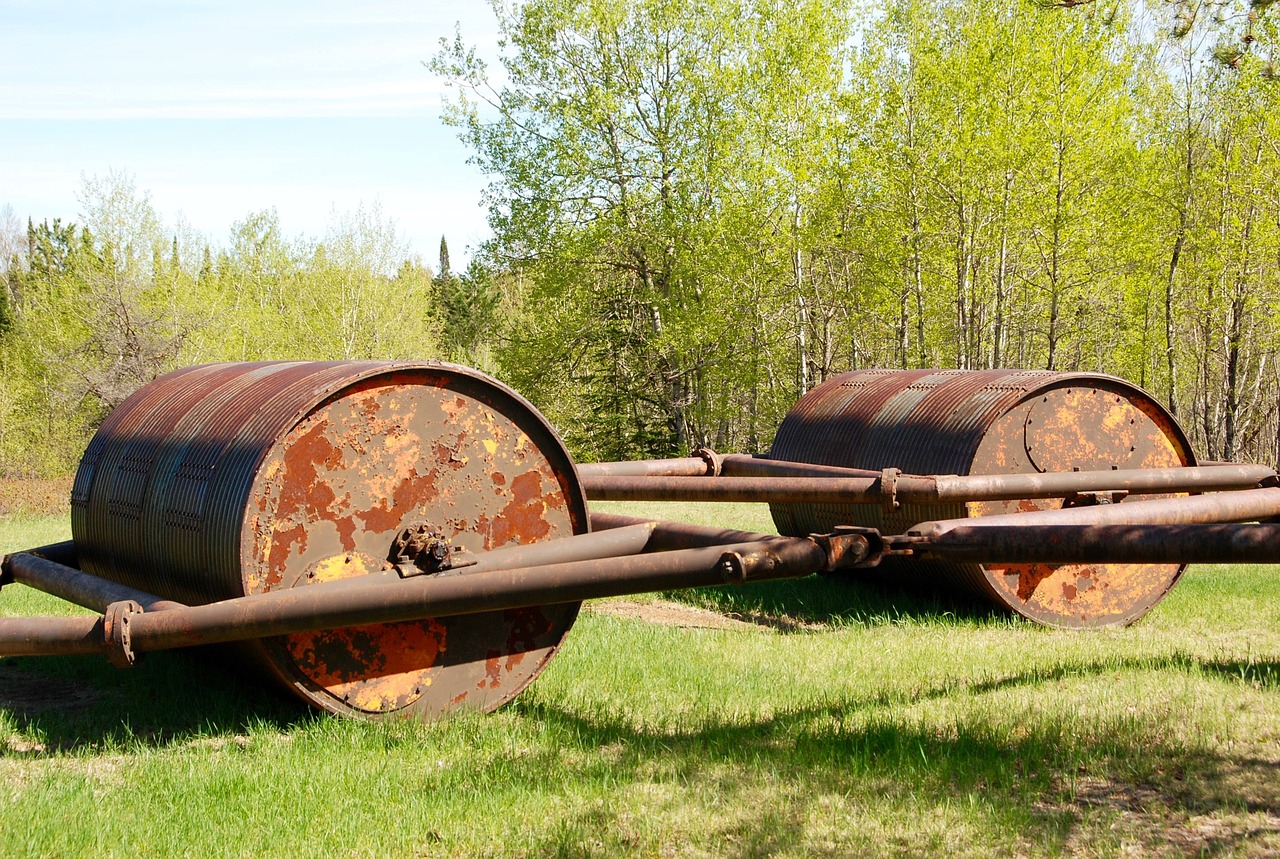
xmin=769 ymin=369 xmax=1196 ymax=628
xmin=70 ymin=361 xmax=587 ymax=717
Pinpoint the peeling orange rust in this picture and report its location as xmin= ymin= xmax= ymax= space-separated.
xmin=38 ymin=359 xmax=1280 ymax=718
xmin=243 ymin=370 xmax=585 ymax=716
xmin=767 ymin=369 xmax=1200 ymax=628
xmin=62 ymin=361 xmax=588 ymax=718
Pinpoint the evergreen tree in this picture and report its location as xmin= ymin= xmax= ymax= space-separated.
xmin=438 ymin=235 xmax=452 ymax=280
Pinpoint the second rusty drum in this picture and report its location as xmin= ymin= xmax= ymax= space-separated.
xmin=769 ymin=369 xmax=1196 ymax=628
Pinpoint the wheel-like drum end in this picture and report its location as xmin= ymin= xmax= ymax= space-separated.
xmin=768 ymin=369 xmax=1195 ymax=628
xmin=72 ymin=362 xmax=586 ymax=718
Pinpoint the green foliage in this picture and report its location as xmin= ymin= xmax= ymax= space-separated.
xmin=436 ymin=257 xmax=501 ymax=365
xmin=4 ymin=0 xmax=1280 ymax=474
xmin=431 ymin=0 xmax=1280 ymax=466
xmin=433 ymin=0 xmax=853 ymax=458
xmin=0 ymin=180 xmax=447 ymax=476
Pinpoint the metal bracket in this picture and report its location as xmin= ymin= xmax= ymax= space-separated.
xmin=884 ymin=533 xmax=930 ymax=556
xmin=879 ymin=468 xmax=902 ymax=510
xmin=811 ymin=526 xmax=884 ymax=571
xmin=692 ymin=447 xmax=723 ymax=477
xmin=103 ymin=600 xmax=142 ymax=668
xmin=391 ymin=525 xmax=476 ymax=576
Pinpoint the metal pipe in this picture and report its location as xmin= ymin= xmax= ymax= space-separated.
xmin=930 ymin=464 xmax=1274 ymax=501
xmin=590 ymin=511 xmax=781 ymax=550
xmin=909 ymin=486 xmax=1280 ymax=538
xmin=0 ymin=616 xmax=105 ymax=656
xmin=915 ymin=523 xmax=1280 ymax=565
xmin=581 ymin=466 xmax=1275 ymax=505
xmin=129 ymin=537 xmax=827 ymax=652
xmin=23 ymin=541 xmax=79 ymax=568
xmin=577 ymin=458 xmax=712 ymax=478
xmin=464 ymin=522 xmax=658 ymax=572
xmin=0 ymin=536 xmax=828 ymax=658
xmin=719 ymin=455 xmax=881 ymax=480
xmin=5 ymin=552 xmax=186 ymax=613
xmin=582 ymin=475 xmax=887 ymax=503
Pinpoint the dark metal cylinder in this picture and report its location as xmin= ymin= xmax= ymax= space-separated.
xmin=71 ymin=361 xmax=588 ymax=717
xmin=768 ymin=369 xmax=1196 ymax=628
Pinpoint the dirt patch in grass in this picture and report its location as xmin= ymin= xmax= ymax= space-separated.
xmin=0 ymin=663 xmax=105 ymax=726
xmin=586 ymin=598 xmax=824 ymax=633
xmin=1049 ymin=765 xmax=1280 ymax=857
xmin=0 ymin=476 xmax=74 ymax=518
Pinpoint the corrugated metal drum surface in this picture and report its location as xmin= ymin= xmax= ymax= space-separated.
xmin=769 ymin=369 xmax=1195 ymax=628
xmin=71 ymin=361 xmax=587 ymax=717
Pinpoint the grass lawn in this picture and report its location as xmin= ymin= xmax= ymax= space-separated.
xmin=1 ymin=502 xmax=1279 ymax=857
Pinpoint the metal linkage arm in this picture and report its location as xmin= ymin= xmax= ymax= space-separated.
xmin=0 ymin=524 xmax=843 ymax=663
xmin=579 ymin=458 xmax=1275 ymax=506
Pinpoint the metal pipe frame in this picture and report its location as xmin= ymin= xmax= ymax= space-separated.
xmin=0 ymin=534 xmax=828 ymax=659
xmin=577 ymin=457 xmax=712 ymax=478
xmin=907 ymin=486 xmax=1280 ymax=537
xmin=5 ymin=552 xmax=187 ymax=614
xmin=580 ymin=464 xmax=1275 ymax=505
xmin=911 ymin=523 xmax=1280 ymax=565
xmin=590 ymin=511 xmax=782 ymax=550
xmin=5 ymin=473 xmax=1280 ymax=665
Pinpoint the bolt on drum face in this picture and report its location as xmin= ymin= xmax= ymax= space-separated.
xmin=72 ymin=361 xmax=587 ymax=718
xmin=769 ymin=369 xmax=1195 ymax=628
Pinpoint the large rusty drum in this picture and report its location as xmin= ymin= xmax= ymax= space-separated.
xmin=769 ymin=369 xmax=1195 ymax=628
xmin=71 ymin=361 xmax=586 ymax=717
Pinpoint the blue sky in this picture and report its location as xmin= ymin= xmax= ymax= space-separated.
xmin=1 ymin=1 xmax=498 ymax=266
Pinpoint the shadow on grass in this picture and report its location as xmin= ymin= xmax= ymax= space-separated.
xmin=3 ymin=642 xmax=1279 ymax=854
xmin=508 ymin=653 xmax=1280 ymax=856
xmin=666 ymin=569 xmax=1007 ymax=629
xmin=0 ymin=646 xmax=312 ymax=753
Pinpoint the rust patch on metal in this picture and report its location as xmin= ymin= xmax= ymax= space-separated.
xmin=492 ymin=471 xmax=553 ymax=546
xmin=768 ymin=370 xmax=1194 ymax=629
xmin=241 ymin=366 xmax=586 ymax=717
xmin=971 ymin=382 xmax=1191 ymax=627
xmin=287 ymin=618 xmax=448 ymax=713
xmin=1003 ymin=563 xmax=1054 ymax=602
xmin=480 ymin=654 xmax=503 ymax=690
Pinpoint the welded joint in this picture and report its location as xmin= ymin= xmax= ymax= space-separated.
xmin=693 ymin=447 xmax=723 ymax=477
xmin=811 ymin=526 xmax=882 ymax=570
xmin=879 ymin=468 xmax=901 ymax=510
xmin=103 ymin=599 xmax=143 ymax=668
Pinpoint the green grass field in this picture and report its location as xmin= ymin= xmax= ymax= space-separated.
xmin=2 ymin=504 xmax=1279 ymax=857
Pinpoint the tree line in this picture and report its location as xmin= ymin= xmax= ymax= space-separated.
xmin=0 ymin=177 xmax=497 ymax=475
xmin=434 ymin=0 xmax=1280 ymax=464
xmin=3 ymin=0 xmax=1279 ymax=476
